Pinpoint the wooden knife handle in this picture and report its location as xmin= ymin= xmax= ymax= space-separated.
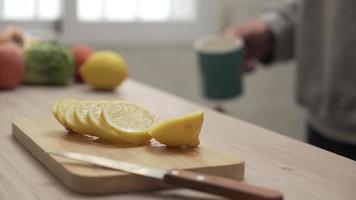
xmin=163 ymin=170 xmax=283 ymax=200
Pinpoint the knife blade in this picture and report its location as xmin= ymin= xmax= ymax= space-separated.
xmin=50 ymin=151 xmax=283 ymax=200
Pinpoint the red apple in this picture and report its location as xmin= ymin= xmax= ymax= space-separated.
xmin=0 ymin=43 xmax=25 ymax=90
xmin=71 ymin=45 xmax=94 ymax=82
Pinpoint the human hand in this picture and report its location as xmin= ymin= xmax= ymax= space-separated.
xmin=225 ymin=20 xmax=274 ymax=72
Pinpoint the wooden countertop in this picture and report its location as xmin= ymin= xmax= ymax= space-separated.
xmin=0 ymin=79 xmax=355 ymax=200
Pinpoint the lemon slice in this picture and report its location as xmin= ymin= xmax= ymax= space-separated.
xmin=55 ymin=99 xmax=78 ymax=131
xmin=100 ymin=101 xmax=158 ymax=145
xmin=64 ymin=101 xmax=84 ymax=134
xmin=87 ymin=100 xmax=131 ymax=144
xmin=73 ymin=100 xmax=98 ymax=136
xmin=52 ymin=100 xmax=60 ymax=122
xmin=149 ymin=111 xmax=204 ymax=147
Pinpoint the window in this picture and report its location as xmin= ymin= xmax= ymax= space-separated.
xmin=0 ymin=0 xmax=61 ymax=21
xmin=77 ymin=0 xmax=196 ymax=22
xmin=0 ymin=0 xmax=222 ymax=43
xmin=0 ymin=0 xmax=62 ymax=39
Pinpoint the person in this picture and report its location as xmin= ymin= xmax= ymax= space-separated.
xmin=225 ymin=0 xmax=356 ymax=160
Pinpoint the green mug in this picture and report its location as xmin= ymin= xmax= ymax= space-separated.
xmin=194 ymin=35 xmax=244 ymax=100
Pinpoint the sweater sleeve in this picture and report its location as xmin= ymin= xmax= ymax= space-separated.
xmin=262 ymin=0 xmax=300 ymax=63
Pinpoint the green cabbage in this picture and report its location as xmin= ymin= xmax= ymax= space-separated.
xmin=23 ymin=41 xmax=74 ymax=85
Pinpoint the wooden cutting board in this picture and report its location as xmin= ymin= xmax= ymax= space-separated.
xmin=12 ymin=117 xmax=244 ymax=194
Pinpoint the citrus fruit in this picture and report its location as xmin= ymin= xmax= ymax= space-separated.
xmin=100 ymin=101 xmax=158 ymax=145
xmin=73 ymin=100 xmax=98 ymax=136
xmin=55 ymin=99 xmax=79 ymax=131
xmin=149 ymin=111 xmax=203 ymax=147
xmin=52 ymin=100 xmax=59 ymax=119
xmin=87 ymin=100 xmax=131 ymax=144
xmin=80 ymin=51 xmax=128 ymax=90
xmin=64 ymin=101 xmax=84 ymax=134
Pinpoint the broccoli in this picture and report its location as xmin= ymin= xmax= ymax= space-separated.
xmin=23 ymin=41 xmax=74 ymax=85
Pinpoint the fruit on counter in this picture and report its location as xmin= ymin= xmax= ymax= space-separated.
xmin=71 ymin=45 xmax=94 ymax=82
xmin=149 ymin=111 xmax=203 ymax=147
xmin=23 ymin=41 xmax=74 ymax=85
xmin=80 ymin=51 xmax=128 ymax=90
xmin=52 ymin=99 xmax=203 ymax=147
xmin=0 ymin=43 xmax=25 ymax=89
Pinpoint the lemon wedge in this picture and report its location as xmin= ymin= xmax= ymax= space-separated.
xmin=100 ymin=101 xmax=157 ymax=145
xmin=87 ymin=101 xmax=131 ymax=144
xmin=149 ymin=111 xmax=203 ymax=147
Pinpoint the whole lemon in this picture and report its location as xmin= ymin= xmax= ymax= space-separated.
xmin=81 ymin=51 xmax=128 ymax=90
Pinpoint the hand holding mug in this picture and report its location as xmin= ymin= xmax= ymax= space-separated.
xmin=224 ymin=20 xmax=274 ymax=72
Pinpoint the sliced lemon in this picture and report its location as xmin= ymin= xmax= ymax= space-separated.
xmin=73 ymin=100 xmax=98 ymax=136
xmin=55 ymin=99 xmax=78 ymax=131
xmin=87 ymin=100 xmax=131 ymax=144
xmin=100 ymin=101 xmax=158 ymax=145
xmin=149 ymin=111 xmax=204 ymax=147
xmin=64 ymin=101 xmax=84 ymax=134
xmin=52 ymin=100 xmax=60 ymax=122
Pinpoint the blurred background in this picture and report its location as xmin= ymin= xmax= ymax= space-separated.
xmin=0 ymin=0 xmax=304 ymax=140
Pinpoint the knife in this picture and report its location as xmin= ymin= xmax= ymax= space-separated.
xmin=50 ymin=151 xmax=283 ymax=200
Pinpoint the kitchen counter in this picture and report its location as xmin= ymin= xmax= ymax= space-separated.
xmin=0 ymin=79 xmax=355 ymax=200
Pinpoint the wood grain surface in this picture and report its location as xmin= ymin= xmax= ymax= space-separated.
xmin=12 ymin=117 xmax=244 ymax=194
xmin=1 ymin=79 xmax=356 ymax=200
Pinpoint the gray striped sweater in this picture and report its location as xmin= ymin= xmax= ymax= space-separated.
xmin=264 ymin=0 xmax=356 ymax=144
